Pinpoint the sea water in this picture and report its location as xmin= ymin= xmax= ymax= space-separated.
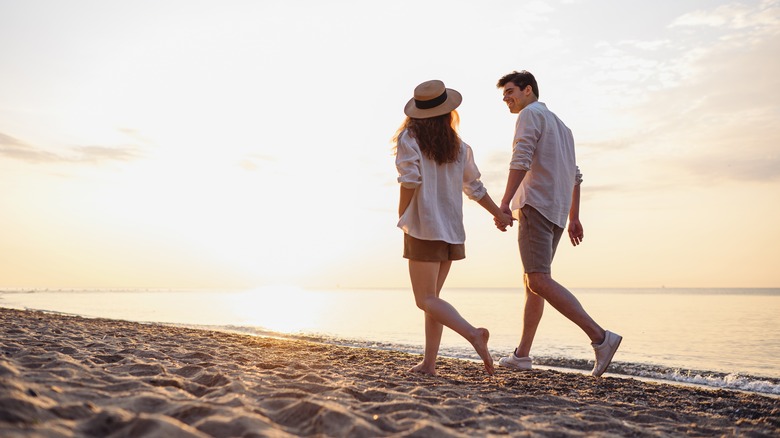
xmin=1 ymin=287 xmax=778 ymax=396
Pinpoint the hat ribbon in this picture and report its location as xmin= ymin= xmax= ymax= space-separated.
xmin=414 ymin=90 xmax=448 ymax=109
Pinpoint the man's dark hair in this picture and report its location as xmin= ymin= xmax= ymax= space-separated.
xmin=496 ymin=70 xmax=539 ymax=98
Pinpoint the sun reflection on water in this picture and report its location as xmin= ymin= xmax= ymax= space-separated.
xmin=226 ymin=285 xmax=330 ymax=334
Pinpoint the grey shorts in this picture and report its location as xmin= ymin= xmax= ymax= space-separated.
xmin=518 ymin=205 xmax=563 ymax=274
xmin=403 ymin=234 xmax=466 ymax=262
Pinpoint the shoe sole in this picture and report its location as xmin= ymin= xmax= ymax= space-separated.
xmin=498 ymin=359 xmax=532 ymax=371
xmin=592 ymin=335 xmax=622 ymax=377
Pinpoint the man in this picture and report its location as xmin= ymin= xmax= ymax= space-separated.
xmin=495 ymin=70 xmax=621 ymax=377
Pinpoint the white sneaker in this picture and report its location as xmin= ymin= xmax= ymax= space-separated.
xmin=498 ymin=352 xmax=532 ymax=370
xmin=591 ymin=330 xmax=622 ymax=377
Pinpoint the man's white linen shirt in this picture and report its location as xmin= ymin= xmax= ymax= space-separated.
xmin=510 ymin=101 xmax=583 ymax=229
xmin=395 ymin=130 xmax=487 ymax=244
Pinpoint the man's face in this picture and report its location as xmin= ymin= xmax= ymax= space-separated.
xmin=502 ymin=83 xmax=532 ymax=114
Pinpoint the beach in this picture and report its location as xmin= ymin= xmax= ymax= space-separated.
xmin=1 ymin=308 xmax=777 ymax=437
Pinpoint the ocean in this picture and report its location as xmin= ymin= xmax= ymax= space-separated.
xmin=1 ymin=287 xmax=778 ymax=396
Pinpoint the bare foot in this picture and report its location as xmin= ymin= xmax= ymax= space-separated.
xmin=471 ymin=328 xmax=494 ymax=375
xmin=409 ymin=361 xmax=437 ymax=376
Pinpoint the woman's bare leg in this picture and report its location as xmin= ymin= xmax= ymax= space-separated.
xmin=410 ymin=261 xmax=449 ymax=375
xmin=408 ymin=260 xmax=494 ymax=375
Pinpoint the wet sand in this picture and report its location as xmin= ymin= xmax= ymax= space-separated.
xmin=1 ymin=307 xmax=777 ymax=437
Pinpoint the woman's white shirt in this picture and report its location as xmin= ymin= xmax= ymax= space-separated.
xmin=395 ymin=130 xmax=486 ymax=244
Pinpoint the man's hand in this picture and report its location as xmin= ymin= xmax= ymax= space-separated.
xmin=568 ymin=218 xmax=584 ymax=246
xmin=494 ymin=212 xmax=514 ymax=232
xmin=494 ymin=203 xmax=514 ymax=231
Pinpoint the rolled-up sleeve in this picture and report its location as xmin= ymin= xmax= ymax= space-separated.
xmin=395 ymin=136 xmax=422 ymax=189
xmin=462 ymin=144 xmax=487 ymax=201
xmin=575 ymin=165 xmax=583 ymax=185
xmin=509 ymin=110 xmax=540 ymax=171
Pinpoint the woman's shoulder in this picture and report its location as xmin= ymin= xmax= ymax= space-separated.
xmin=459 ymin=139 xmax=473 ymax=154
xmin=452 ymin=139 xmax=472 ymax=164
xmin=399 ymin=130 xmax=421 ymax=146
xmin=396 ymin=130 xmax=421 ymax=156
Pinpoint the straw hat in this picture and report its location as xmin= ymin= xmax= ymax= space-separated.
xmin=404 ymin=80 xmax=462 ymax=118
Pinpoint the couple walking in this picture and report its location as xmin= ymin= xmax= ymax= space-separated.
xmin=394 ymin=70 xmax=622 ymax=377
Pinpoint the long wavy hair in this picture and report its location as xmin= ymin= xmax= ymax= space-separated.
xmin=392 ymin=110 xmax=461 ymax=164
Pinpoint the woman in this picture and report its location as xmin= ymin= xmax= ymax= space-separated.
xmin=394 ymin=80 xmax=512 ymax=376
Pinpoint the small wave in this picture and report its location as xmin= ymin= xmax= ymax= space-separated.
xmin=531 ymin=357 xmax=780 ymax=396
xmin=640 ymin=368 xmax=780 ymax=396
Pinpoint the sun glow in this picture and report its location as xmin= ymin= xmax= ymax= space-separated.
xmin=2 ymin=1 xmax=779 ymax=289
xmin=226 ymin=285 xmax=331 ymax=333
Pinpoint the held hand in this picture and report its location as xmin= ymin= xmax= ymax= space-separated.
xmin=493 ymin=216 xmax=506 ymax=231
xmin=494 ymin=212 xmax=514 ymax=232
xmin=493 ymin=204 xmax=514 ymax=232
xmin=500 ymin=204 xmax=513 ymax=219
xmin=568 ymin=219 xmax=584 ymax=246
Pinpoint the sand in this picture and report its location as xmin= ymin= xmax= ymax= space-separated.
xmin=0 ymin=307 xmax=777 ymax=437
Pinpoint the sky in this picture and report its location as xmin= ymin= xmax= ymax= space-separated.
xmin=1 ymin=0 xmax=778 ymax=290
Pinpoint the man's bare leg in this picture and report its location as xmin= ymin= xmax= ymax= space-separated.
xmin=515 ymin=275 xmax=545 ymax=358
xmin=526 ymin=272 xmax=605 ymax=344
